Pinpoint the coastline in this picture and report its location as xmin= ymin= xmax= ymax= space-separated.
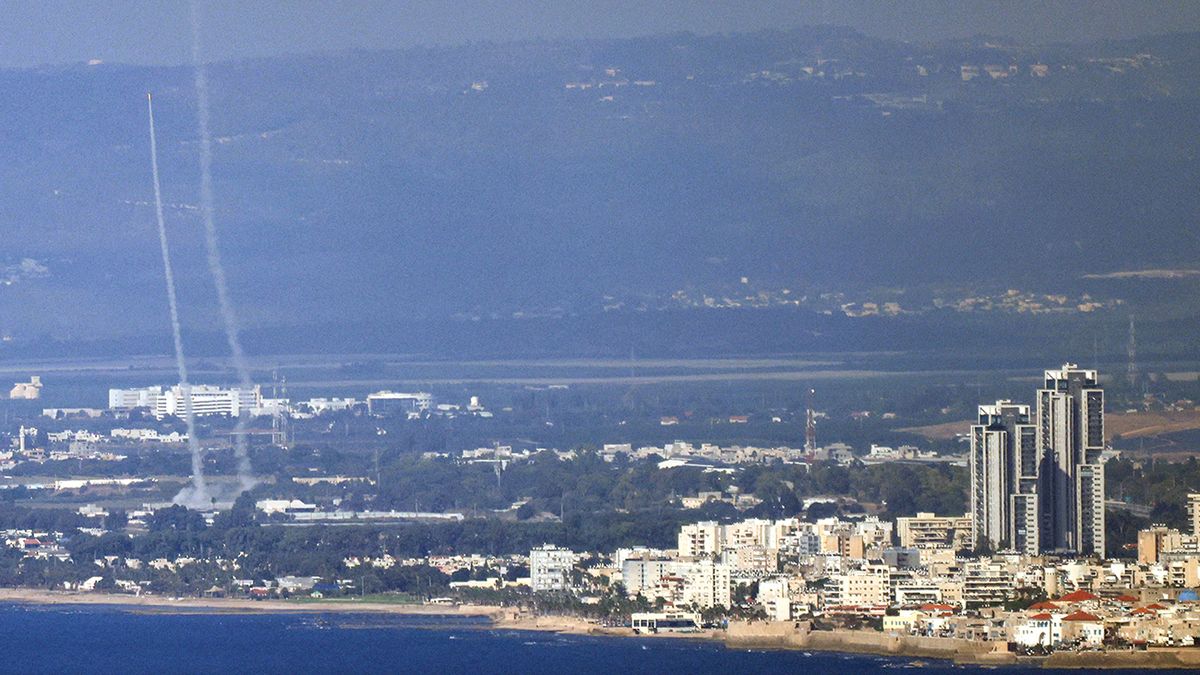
xmin=0 ymin=588 xmax=503 ymax=618
xmin=2 ymin=590 xmax=1200 ymax=669
xmin=492 ymin=613 xmax=1200 ymax=670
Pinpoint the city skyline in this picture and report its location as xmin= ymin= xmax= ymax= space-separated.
xmin=0 ymin=2 xmax=1195 ymax=670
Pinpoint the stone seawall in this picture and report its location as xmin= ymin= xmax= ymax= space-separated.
xmin=722 ymin=622 xmax=1200 ymax=669
xmin=1044 ymin=648 xmax=1200 ymax=669
xmin=723 ymin=622 xmax=1010 ymax=664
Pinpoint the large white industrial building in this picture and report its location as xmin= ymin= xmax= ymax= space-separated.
xmin=108 ymin=384 xmax=262 ymax=419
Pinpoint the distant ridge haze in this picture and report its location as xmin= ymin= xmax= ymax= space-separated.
xmin=2 ymin=2 xmax=1200 ymax=68
xmin=0 ymin=27 xmax=1195 ymax=341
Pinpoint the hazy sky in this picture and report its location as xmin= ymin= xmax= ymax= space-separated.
xmin=1 ymin=0 xmax=1198 ymax=67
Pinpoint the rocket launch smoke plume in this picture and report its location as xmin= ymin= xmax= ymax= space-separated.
xmin=147 ymin=93 xmax=210 ymax=508
xmin=191 ymin=2 xmax=256 ymax=492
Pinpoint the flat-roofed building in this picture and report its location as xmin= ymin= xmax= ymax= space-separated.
xmin=530 ymin=544 xmax=576 ymax=593
xmin=896 ymin=512 xmax=974 ymax=550
xmin=366 ymin=391 xmax=433 ymax=416
xmin=154 ymin=384 xmax=261 ymax=419
xmin=108 ymin=386 xmax=163 ymax=410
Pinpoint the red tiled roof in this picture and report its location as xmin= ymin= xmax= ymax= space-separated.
xmin=1028 ymin=613 xmax=1053 ymax=621
xmin=920 ymin=603 xmax=955 ymax=612
xmin=1028 ymin=601 xmax=1060 ymax=610
xmin=1063 ymin=610 xmax=1101 ymax=622
xmin=1131 ymin=607 xmax=1155 ymax=615
xmin=1114 ymin=594 xmax=1138 ymax=603
xmin=1146 ymin=603 xmax=1168 ymax=610
xmin=1058 ymin=590 xmax=1100 ymax=603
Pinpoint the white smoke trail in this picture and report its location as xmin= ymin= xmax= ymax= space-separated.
xmin=147 ymin=93 xmax=210 ymax=507
xmin=190 ymin=2 xmax=257 ymax=492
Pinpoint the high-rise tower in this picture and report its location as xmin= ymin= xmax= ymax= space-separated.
xmin=1037 ymin=363 xmax=1105 ymax=556
xmin=970 ymin=401 xmax=1037 ymax=553
xmin=969 ymin=364 xmax=1106 ymax=557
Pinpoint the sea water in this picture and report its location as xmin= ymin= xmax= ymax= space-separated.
xmin=0 ymin=604 xmax=1136 ymax=674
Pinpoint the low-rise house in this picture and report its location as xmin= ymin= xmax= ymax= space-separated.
xmin=1061 ymin=610 xmax=1105 ymax=646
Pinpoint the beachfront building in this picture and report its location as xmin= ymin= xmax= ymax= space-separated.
xmin=620 ymin=557 xmax=732 ymax=609
xmin=530 ymin=544 xmax=576 ymax=593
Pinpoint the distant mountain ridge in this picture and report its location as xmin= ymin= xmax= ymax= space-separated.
xmin=0 ymin=27 xmax=1195 ymax=340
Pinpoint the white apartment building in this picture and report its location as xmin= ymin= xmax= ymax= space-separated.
xmin=722 ymin=518 xmax=778 ymax=549
xmin=530 ymin=544 xmax=576 ymax=593
xmin=622 ymin=557 xmax=672 ymax=597
xmin=613 ymin=547 xmax=671 ymax=569
xmin=680 ymin=517 xmax=894 ymax=564
xmin=622 ymin=558 xmax=732 ymax=609
xmin=110 ymin=428 xmax=187 ymax=443
xmin=757 ymin=576 xmax=791 ymax=621
xmin=723 ymin=545 xmax=779 ymax=574
xmin=1189 ymin=493 xmax=1200 ymax=538
xmin=775 ymin=520 xmax=821 ymax=556
xmin=673 ymin=559 xmax=732 ymax=609
xmin=678 ymin=521 xmax=722 ymax=558
xmin=827 ymin=565 xmax=890 ymax=607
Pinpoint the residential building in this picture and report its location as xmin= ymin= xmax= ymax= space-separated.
xmin=963 ymin=560 xmax=1012 ymax=607
xmin=530 ymin=544 xmax=575 ymax=593
xmin=621 ymin=557 xmax=731 ymax=609
xmin=969 ymin=364 xmax=1107 ymax=557
xmin=757 ymin=577 xmax=791 ymax=621
xmin=1037 ymin=364 xmax=1106 ymax=556
xmin=1138 ymin=526 xmax=1183 ymax=565
xmin=621 ymin=557 xmax=672 ymax=597
xmin=678 ymin=521 xmax=722 ymax=558
xmin=674 ymin=559 xmax=732 ymax=609
xmin=896 ymin=512 xmax=974 ymax=550
xmin=827 ymin=565 xmax=890 ymax=607
xmin=970 ymin=400 xmax=1037 ymax=553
